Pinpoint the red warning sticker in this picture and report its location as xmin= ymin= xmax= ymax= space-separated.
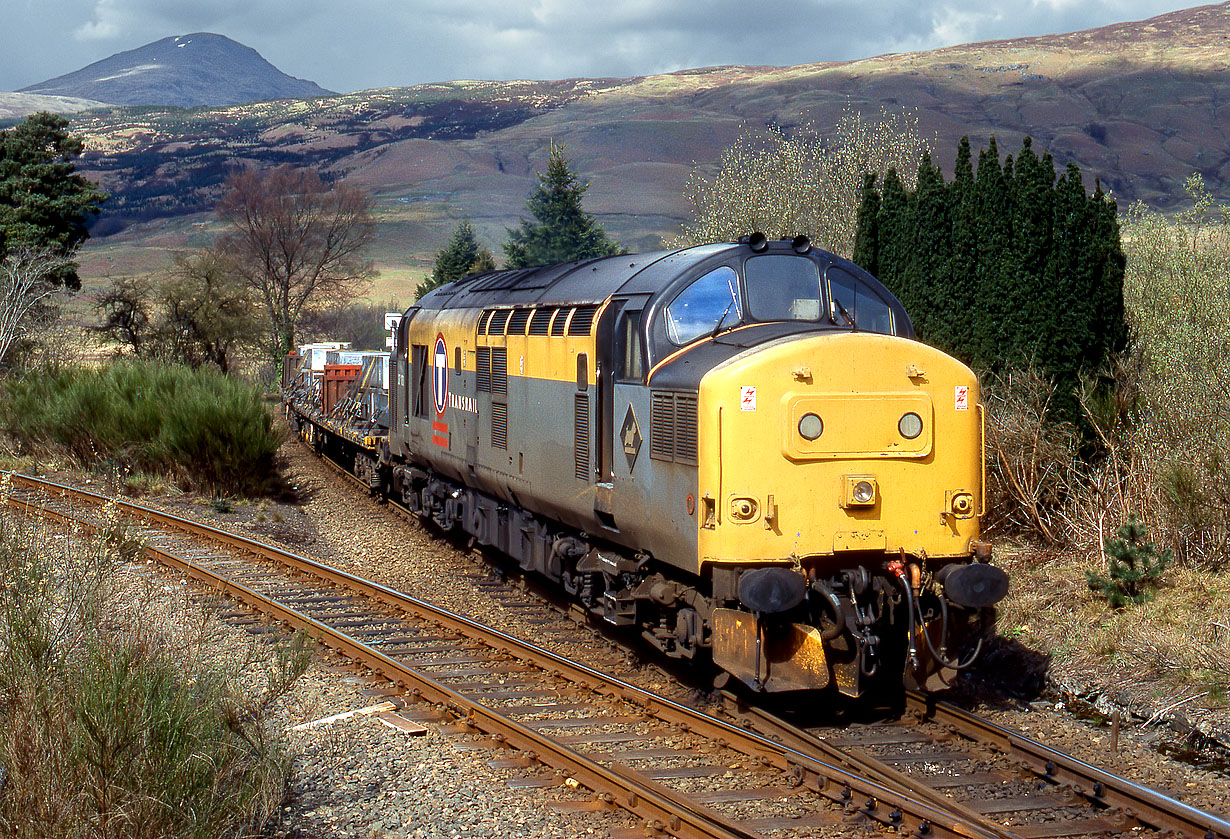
xmin=955 ymin=385 xmax=969 ymax=411
xmin=740 ymin=385 xmax=757 ymax=412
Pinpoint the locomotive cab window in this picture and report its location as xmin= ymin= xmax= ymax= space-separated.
xmin=665 ymin=266 xmax=741 ymax=345
xmin=411 ymin=344 xmax=429 ymax=419
xmin=619 ymin=310 xmax=645 ymax=381
xmin=827 ymin=266 xmax=895 ymax=335
xmin=744 ymin=255 xmax=821 ymax=321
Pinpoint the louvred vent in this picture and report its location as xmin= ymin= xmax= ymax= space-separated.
xmin=650 ymin=391 xmax=698 ymax=466
xmin=492 ymin=402 xmax=508 ymax=450
xmin=574 ymin=394 xmax=590 ymax=480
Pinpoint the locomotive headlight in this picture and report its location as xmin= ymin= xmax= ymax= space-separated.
xmin=898 ymin=411 xmax=923 ymax=439
xmin=852 ymin=480 xmax=875 ymax=504
xmin=841 ymin=476 xmax=878 ymax=508
xmin=798 ymin=413 xmax=824 ymax=440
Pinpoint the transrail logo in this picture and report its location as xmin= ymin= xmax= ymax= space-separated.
xmin=433 ymin=334 xmax=448 ymax=417
xmin=448 ymin=392 xmax=477 ymax=414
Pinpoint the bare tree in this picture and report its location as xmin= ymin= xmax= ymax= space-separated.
xmin=93 ymin=247 xmax=260 ymax=374
xmin=674 ymin=108 xmax=930 ymax=257
xmin=0 ymin=247 xmax=70 ymax=367
xmin=217 ymin=165 xmax=375 ymax=362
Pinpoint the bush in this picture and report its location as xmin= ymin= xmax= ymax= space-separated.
xmin=0 ymin=495 xmax=309 ymax=837
xmin=0 ymin=361 xmax=280 ymax=495
xmin=982 ymin=367 xmax=1080 ymax=543
xmin=1087 ymin=516 xmax=1170 ymax=608
xmin=1120 ymin=175 xmax=1230 ymax=566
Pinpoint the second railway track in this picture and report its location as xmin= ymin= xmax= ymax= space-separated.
xmin=4 ymin=470 xmax=1227 ymax=839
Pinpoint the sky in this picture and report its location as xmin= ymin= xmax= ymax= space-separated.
xmin=0 ymin=0 xmax=1207 ymax=94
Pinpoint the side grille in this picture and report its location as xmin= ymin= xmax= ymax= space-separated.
xmin=506 ymin=309 xmax=531 ymax=335
xmin=674 ymin=395 xmax=698 ymax=464
xmin=491 ymin=347 xmax=508 ymax=395
xmin=574 ymin=394 xmax=590 ymax=481
xmin=492 ymin=402 xmax=508 ymax=449
xmin=650 ymin=391 xmax=698 ymax=466
xmin=528 ymin=307 xmax=554 ymax=336
xmin=567 ymin=304 xmax=598 ymax=336
xmin=478 ymin=310 xmax=494 ymax=335
xmin=650 ymin=391 xmax=674 ymax=461
xmin=489 ymin=309 xmax=511 ymax=335
xmin=551 ymin=308 xmax=571 ymax=336
xmin=476 ymin=346 xmax=491 ymax=392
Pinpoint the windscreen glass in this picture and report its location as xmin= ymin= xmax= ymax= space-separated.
xmin=744 ymin=256 xmax=821 ymax=321
xmin=827 ymin=266 xmax=895 ymax=335
xmin=665 ymin=266 xmax=741 ymax=344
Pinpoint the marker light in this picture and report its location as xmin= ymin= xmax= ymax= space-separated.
xmin=898 ymin=412 xmax=923 ymax=439
xmin=798 ymin=413 xmax=824 ymax=440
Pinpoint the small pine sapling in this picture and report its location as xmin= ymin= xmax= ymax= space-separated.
xmin=1087 ymin=516 xmax=1170 ymax=608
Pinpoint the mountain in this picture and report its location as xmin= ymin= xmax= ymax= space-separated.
xmin=69 ymin=4 xmax=1230 ymax=292
xmin=18 ymin=33 xmax=334 ymax=108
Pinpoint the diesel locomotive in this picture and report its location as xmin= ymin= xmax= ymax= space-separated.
xmin=286 ymin=234 xmax=1008 ymax=696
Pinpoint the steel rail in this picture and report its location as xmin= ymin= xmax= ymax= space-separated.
xmin=3 ymin=472 xmax=1006 ymax=839
xmin=2 ymin=475 xmax=755 ymax=839
xmin=720 ymin=695 xmax=1022 ymax=839
xmin=906 ymin=691 xmax=1230 ymax=839
xmin=271 ymin=437 xmax=1230 ymax=839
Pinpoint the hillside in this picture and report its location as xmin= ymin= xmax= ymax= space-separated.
xmin=19 ymin=33 xmax=333 ymax=108
xmin=68 ymin=3 xmax=1230 ymax=293
xmin=0 ymin=92 xmax=107 ymax=120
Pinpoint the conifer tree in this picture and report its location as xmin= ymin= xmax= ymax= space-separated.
xmin=0 ymin=112 xmax=107 ymax=290
xmin=908 ymin=153 xmax=952 ymax=347
xmin=853 ymin=136 xmax=1126 ymax=417
xmin=875 ymin=168 xmax=912 ymax=316
xmin=1086 ymin=516 xmax=1170 ymax=608
xmin=416 ymin=220 xmax=495 ymax=298
xmin=504 ymin=142 xmax=620 ymax=268
xmin=972 ymin=138 xmax=1013 ymax=370
xmin=852 ymin=172 xmax=880 ymax=275
xmin=947 ymin=137 xmax=978 ymax=357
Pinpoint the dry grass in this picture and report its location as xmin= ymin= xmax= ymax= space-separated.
xmin=997 ymin=547 xmax=1230 ymax=725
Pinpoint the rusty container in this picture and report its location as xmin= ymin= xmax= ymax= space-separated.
xmin=282 ymin=352 xmax=302 ymax=390
xmin=322 ymin=364 xmax=362 ymax=413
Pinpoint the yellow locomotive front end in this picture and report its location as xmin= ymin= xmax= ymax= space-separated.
xmin=697 ymin=331 xmax=1005 ymax=696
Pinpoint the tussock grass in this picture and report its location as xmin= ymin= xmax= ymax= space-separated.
xmin=0 ymin=360 xmax=280 ymax=496
xmin=0 ymin=488 xmax=310 ymax=838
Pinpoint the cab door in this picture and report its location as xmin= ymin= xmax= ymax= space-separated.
xmin=593 ymin=295 xmax=652 ymax=530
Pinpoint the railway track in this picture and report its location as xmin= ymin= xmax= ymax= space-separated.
xmin=3 ymin=470 xmax=1227 ymax=839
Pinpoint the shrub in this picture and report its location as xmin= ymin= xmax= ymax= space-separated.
xmin=1087 ymin=516 xmax=1171 ymax=608
xmin=1120 ymin=175 xmax=1230 ymax=566
xmin=0 ymin=361 xmax=280 ymax=495
xmin=982 ymin=366 xmax=1080 ymax=543
xmin=0 ymin=496 xmax=309 ymax=837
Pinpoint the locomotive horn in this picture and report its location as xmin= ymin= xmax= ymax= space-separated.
xmin=747 ymin=231 xmax=768 ymax=252
xmin=791 ymin=234 xmax=811 ymax=254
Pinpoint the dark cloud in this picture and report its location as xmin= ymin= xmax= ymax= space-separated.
xmin=0 ymin=0 xmax=1201 ymax=94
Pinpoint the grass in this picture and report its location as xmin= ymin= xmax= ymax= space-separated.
xmin=995 ymin=546 xmax=1230 ymax=721
xmin=0 ymin=361 xmax=281 ymax=496
xmin=0 ymin=487 xmax=311 ymax=838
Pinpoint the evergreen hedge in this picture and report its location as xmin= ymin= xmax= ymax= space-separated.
xmin=1 ymin=361 xmax=279 ymax=494
xmin=854 ymin=136 xmax=1127 ymax=418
